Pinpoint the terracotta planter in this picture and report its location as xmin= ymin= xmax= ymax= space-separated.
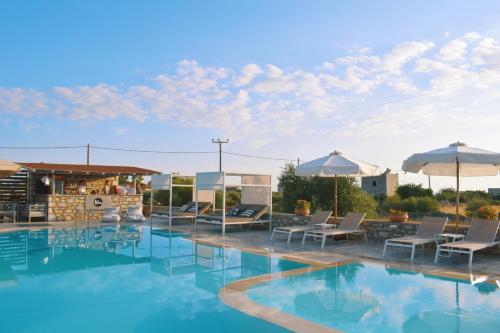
xmin=294 ymin=208 xmax=310 ymax=216
xmin=389 ymin=212 xmax=408 ymax=222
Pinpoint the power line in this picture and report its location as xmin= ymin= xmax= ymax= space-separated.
xmin=223 ymin=151 xmax=296 ymax=162
xmin=0 ymin=144 xmax=298 ymax=163
xmin=0 ymin=145 xmax=86 ymax=149
xmin=90 ymin=145 xmax=217 ymax=154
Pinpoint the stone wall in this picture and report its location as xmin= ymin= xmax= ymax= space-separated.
xmin=269 ymin=213 xmax=475 ymax=242
xmin=35 ymin=194 xmax=142 ymax=221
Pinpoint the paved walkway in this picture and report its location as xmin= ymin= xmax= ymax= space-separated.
xmin=163 ymin=220 xmax=500 ymax=278
xmin=2 ymin=218 xmax=500 ymax=278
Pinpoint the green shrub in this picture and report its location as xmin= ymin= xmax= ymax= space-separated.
xmin=415 ymin=196 xmax=440 ymax=214
xmin=396 ymin=184 xmax=433 ymax=199
xmin=382 ymin=195 xmax=404 ymax=212
xmin=477 ymin=206 xmax=497 ymax=220
xmin=382 ymin=195 xmax=439 ymax=215
xmin=401 ymin=196 xmax=418 ymax=212
xmin=272 ymin=192 xmax=283 ymax=213
xmin=465 ymin=198 xmax=491 ymax=217
xmin=462 ymin=190 xmax=490 ymax=202
xmin=435 ymin=187 xmax=456 ymax=202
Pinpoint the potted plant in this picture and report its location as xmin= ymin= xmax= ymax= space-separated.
xmin=389 ymin=209 xmax=409 ymax=222
xmin=294 ymin=199 xmax=311 ymax=216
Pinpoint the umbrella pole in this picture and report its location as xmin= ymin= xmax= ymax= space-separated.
xmin=334 ymin=175 xmax=338 ymax=219
xmin=456 ymin=159 xmax=460 ymax=233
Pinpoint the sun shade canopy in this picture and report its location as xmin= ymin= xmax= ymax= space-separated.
xmin=18 ymin=162 xmax=160 ymax=175
xmin=402 ymin=142 xmax=500 ymax=177
xmin=195 ymin=171 xmax=272 ymax=234
xmin=295 ymin=151 xmax=379 ymax=177
xmin=0 ymin=160 xmax=21 ymax=178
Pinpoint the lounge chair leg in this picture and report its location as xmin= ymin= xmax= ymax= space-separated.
xmin=410 ymin=246 xmax=415 ymax=262
xmin=287 ymin=232 xmax=292 ymax=244
xmin=383 ymin=241 xmax=387 ymax=257
xmin=434 ymin=246 xmax=440 ymax=264
xmin=301 ymin=233 xmax=307 ymax=247
xmin=469 ymin=250 xmax=473 ymax=267
xmin=321 ymin=235 xmax=326 ymax=248
xmin=363 ymin=231 xmax=368 ymax=242
xmin=270 ymin=229 xmax=275 ymax=241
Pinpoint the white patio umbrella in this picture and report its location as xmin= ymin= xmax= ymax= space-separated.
xmin=402 ymin=142 xmax=500 ymax=231
xmin=0 ymin=160 xmax=20 ymax=178
xmin=295 ymin=151 xmax=379 ymax=218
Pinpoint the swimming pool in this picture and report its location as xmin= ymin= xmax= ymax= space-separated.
xmin=2 ymin=225 xmax=499 ymax=333
xmin=0 ymin=225 xmax=306 ymax=332
xmin=247 ymin=261 xmax=500 ymax=333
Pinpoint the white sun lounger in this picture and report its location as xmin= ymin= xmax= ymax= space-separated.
xmin=271 ymin=210 xmax=333 ymax=244
xmin=383 ymin=216 xmax=448 ymax=262
xmin=302 ymin=212 xmax=366 ymax=248
xmin=435 ymin=218 xmax=500 ymax=267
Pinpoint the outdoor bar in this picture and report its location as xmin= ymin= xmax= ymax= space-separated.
xmin=8 ymin=163 xmax=159 ymax=222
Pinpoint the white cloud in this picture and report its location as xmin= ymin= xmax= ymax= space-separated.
xmin=234 ymin=64 xmax=263 ymax=86
xmin=2 ymin=32 xmax=500 ymax=152
xmin=382 ymin=41 xmax=434 ymax=72
xmin=438 ymin=39 xmax=468 ymax=61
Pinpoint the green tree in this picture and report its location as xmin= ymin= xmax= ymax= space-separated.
xmin=278 ymin=163 xmax=378 ymax=217
xmin=435 ymin=187 xmax=456 ymax=202
xmin=396 ymin=183 xmax=433 ymax=199
xmin=462 ymin=190 xmax=490 ymax=203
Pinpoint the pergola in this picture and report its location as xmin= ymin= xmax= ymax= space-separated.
xmin=194 ymin=171 xmax=272 ymax=235
xmin=150 ymin=173 xmax=214 ymax=227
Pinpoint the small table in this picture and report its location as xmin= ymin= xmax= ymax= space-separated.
xmin=313 ymin=223 xmax=336 ymax=230
xmin=435 ymin=233 xmax=465 ymax=245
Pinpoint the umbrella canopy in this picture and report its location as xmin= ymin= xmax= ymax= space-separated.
xmin=402 ymin=142 xmax=500 ymax=176
xmin=296 ymin=151 xmax=379 ymax=177
xmin=0 ymin=160 xmax=21 ymax=178
xmin=296 ymin=151 xmax=379 ymax=218
xmin=402 ymin=142 xmax=500 ymax=231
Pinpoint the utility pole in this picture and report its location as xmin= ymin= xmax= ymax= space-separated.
xmin=297 ymin=158 xmax=301 ymax=166
xmin=211 ymin=139 xmax=229 ymax=171
xmin=86 ymin=144 xmax=90 ymax=165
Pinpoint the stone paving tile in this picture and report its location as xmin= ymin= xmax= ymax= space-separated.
xmin=164 ymin=220 xmax=500 ymax=278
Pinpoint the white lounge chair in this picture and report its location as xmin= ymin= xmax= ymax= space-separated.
xmin=435 ymin=218 xmax=500 ymax=267
xmin=102 ymin=207 xmax=121 ymax=223
xmin=271 ymin=210 xmax=333 ymax=244
xmin=152 ymin=201 xmax=212 ymax=219
xmin=127 ymin=205 xmax=146 ymax=222
xmin=302 ymin=212 xmax=366 ymax=248
xmin=383 ymin=216 xmax=448 ymax=262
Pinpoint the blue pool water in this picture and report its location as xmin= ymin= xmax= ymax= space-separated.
xmin=0 ymin=225 xmax=305 ymax=333
xmin=247 ymin=262 xmax=500 ymax=333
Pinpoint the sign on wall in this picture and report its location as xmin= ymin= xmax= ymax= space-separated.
xmin=85 ymin=195 xmax=113 ymax=212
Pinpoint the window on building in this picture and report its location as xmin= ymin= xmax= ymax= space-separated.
xmin=372 ymin=181 xmax=377 ymax=187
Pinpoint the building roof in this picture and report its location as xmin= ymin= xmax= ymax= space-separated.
xmin=17 ymin=162 xmax=160 ymax=175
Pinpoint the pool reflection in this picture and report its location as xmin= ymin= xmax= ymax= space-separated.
xmin=246 ymin=262 xmax=500 ymax=333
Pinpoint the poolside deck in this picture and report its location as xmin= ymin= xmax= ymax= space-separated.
xmin=165 ymin=220 xmax=500 ymax=279
xmin=2 ymin=218 xmax=500 ymax=278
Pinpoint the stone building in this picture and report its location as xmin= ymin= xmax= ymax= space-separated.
xmin=488 ymin=188 xmax=500 ymax=198
xmin=7 ymin=162 xmax=159 ymax=222
xmin=361 ymin=170 xmax=399 ymax=197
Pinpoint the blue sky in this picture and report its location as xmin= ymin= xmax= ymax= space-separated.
xmin=2 ymin=1 xmax=500 ymax=190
